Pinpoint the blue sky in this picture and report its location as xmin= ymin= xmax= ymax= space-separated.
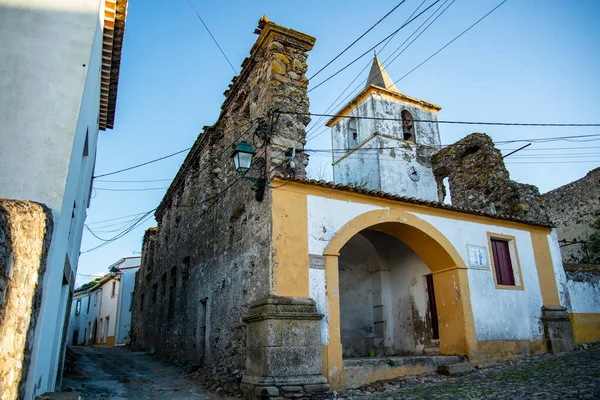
xmin=77 ymin=0 xmax=600 ymax=285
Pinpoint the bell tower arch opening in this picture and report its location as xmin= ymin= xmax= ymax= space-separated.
xmin=401 ymin=110 xmax=415 ymax=142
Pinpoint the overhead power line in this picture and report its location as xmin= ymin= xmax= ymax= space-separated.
xmin=308 ymin=0 xmax=407 ymax=80
xmin=390 ymin=0 xmax=508 ymax=86
xmin=185 ymin=0 xmax=237 ymax=74
xmin=278 ymin=111 xmax=600 ymax=127
xmin=308 ymin=0 xmax=443 ymax=93
xmin=93 ymin=147 xmax=191 ymax=179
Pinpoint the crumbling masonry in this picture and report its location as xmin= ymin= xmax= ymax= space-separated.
xmin=0 ymin=200 xmax=53 ymax=400
xmin=131 ymin=18 xmax=329 ymax=398
xmin=432 ymin=133 xmax=549 ymax=224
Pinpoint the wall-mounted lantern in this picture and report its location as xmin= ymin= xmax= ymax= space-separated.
xmin=232 ymin=141 xmax=266 ymax=202
xmin=232 ymin=141 xmax=256 ymax=173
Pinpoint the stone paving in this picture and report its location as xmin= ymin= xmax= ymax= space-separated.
xmin=336 ymin=344 xmax=600 ymax=399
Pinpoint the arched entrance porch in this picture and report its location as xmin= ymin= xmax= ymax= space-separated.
xmin=321 ymin=210 xmax=477 ymax=389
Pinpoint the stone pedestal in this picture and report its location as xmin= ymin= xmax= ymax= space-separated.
xmin=541 ymin=306 xmax=575 ymax=354
xmin=242 ymin=295 xmax=330 ymax=399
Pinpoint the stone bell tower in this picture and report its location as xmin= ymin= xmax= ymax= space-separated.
xmin=327 ymin=56 xmax=442 ymax=201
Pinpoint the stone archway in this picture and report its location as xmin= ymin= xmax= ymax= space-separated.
xmin=321 ymin=209 xmax=477 ymax=388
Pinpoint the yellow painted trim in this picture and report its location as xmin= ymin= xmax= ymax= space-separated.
xmin=320 ymin=208 xmax=478 ymax=387
xmin=530 ymin=232 xmax=561 ymax=306
xmin=326 ymin=85 xmax=441 ymax=127
xmin=322 ymin=254 xmax=344 ymax=389
xmin=272 ymin=180 xmax=552 ymax=234
xmin=569 ymin=313 xmax=600 ymax=345
xmin=475 ymin=340 xmax=546 ymax=364
xmin=331 ymin=133 xmax=377 ymax=166
xmin=271 ymin=187 xmax=309 ymax=297
xmin=487 ymin=233 xmax=525 ymax=291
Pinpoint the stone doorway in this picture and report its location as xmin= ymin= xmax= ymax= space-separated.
xmin=338 ymin=229 xmax=440 ymax=358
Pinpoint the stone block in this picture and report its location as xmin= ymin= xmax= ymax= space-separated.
xmin=303 ymin=383 xmax=330 ymax=394
xmin=255 ymin=386 xmax=280 ymax=397
xmin=281 ymin=386 xmax=303 ymax=393
xmin=437 ymin=363 xmax=473 ymax=376
xmin=541 ymin=306 xmax=575 ymax=354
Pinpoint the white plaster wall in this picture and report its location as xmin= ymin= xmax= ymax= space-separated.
xmin=306 ymin=195 xmax=557 ymax=347
xmin=308 ymin=268 xmax=328 ymax=344
xmin=412 ymin=212 xmax=545 ymax=342
xmin=0 ymin=1 xmax=106 ymax=396
xmin=548 ymin=229 xmax=571 ymax=310
xmin=377 ymin=137 xmax=438 ymax=201
xmin=330 ymin=93 xmax=440 ymax=202
xmin=372 ymin=95 xmax=440 ymax=148
xmin=383 ymin=237 xmax=432 ymax=354
xmin=307 ymin=196 xmax=385 ymax=255
xmin=67 ymin=292 xmax=91 ymax=345
xmin=567 ymin=279 xmax=600 ymax=314
xmin=116 ymin=267 xmax=140 ymax=344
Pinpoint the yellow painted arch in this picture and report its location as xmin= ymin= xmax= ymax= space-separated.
xmin=321 ymin=209 xmax=478 ymax=388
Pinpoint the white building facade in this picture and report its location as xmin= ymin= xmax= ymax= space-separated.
xmin=0 ymin=0 xmax=128 ymax=397
xmin=68 ymin=257 xmax=140 ymax=347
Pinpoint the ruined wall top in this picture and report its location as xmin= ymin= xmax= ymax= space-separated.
xmin=155 ymin=17 xmax=315 ymax=220
xmin=543 ymin=168 xmax=600 ymax=263
xmin=432 ymin=133 xmax=550 ymax=224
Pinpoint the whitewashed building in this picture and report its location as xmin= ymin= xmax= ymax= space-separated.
xmin=0 ymin=0 xmax=128 ymax=397
xmin=68 ymin=257 xmax=140 ymax=347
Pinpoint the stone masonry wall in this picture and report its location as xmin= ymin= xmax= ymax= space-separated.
xmin=542 ymin=168 xmax=600 ymax=263
xmin=0 ymin=199 xmax=53 ymax=400
xmin=131 ymin=17 xmax=315 ymax=378
xmin=432 ymin=133 xmax=549 ymax=223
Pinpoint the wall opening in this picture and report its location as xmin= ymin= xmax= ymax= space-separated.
xmin=338 ymin=229 xmax=438 ymax=357
xmin=442 ymin=177 xmax=451 ymax=205
xmin=347 ymin=117 xmax=358 ymax=148
xmin=401 ymin=110 xmax=415 ymax=142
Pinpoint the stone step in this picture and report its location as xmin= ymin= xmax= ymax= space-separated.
xmin=36 ymin=393 xmax=82 ymax=400
xmin=437 ymin=362 xmax=473 ymax=376
xmin=423 ymin=346 xmax=441 ymax=356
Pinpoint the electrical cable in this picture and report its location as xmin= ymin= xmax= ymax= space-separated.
xmin=93 ymin=147 xmax=191 ymax=179
xmin=305 ymin=0 xmax=428 ymax=138
xmin=308 ymin=0 xmax=407 ymax=80
xmin=185 ymin=0 xmax=237 ymax=74
xmin=306 ymin=0 xmax=454 ymax=142
xmin=307 ymin=0 xmax=443 ymax=93
xmin=93 ymin=120 xmax=255 ymax=181
xmin=278 ymin=111 xmax=600 ymax=128
xmin=389 ymin=0 xmax=508 ymax=87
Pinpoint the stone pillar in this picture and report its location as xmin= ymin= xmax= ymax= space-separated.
xmin=242 ymin=295 xmax=329 ymax=399
xmin=541 ymin=306 xmax=575 ymax=354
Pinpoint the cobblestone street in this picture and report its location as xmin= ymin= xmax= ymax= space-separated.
xmin=337 ymin=345 xmax=600 ymax=399
xmin=64 ymin=346 xmax=229 ymax=400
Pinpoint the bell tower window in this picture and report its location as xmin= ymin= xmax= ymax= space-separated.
xmin=347 ymin=118 xmax=358 ymax=147
xmin=401 ymin=110 xmax=415 ymax=142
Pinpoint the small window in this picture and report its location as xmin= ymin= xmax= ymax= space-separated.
xmin=488 ymin=235 xmax=522 ymax=289
xmin=94 ymin=290 xmax=99 ymax=305
xmin=347 ymin=118 xmax=358 ymax=147
xmin=401 ymin=110 xmax=415 ymax=142
xmin=86 ymin=295 xmax=91 ymax=314
xmin=111 ymin=281 xmax=116 ymax=297
xmin=75 ymin=299 xmax=82 ymax=315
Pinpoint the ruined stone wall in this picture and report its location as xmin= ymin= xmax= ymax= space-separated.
xmin=542 ymin=168 xmax=600 ymax=263
xmin=0 ymin=199 xmax=53 ymax=400
xmin=131 ymin=18 xmax=315 ymax=376
xmin=432 ymin=133 xmax=549 ymax=223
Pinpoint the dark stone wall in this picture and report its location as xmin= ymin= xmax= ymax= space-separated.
xmin=432 ymin=133 xmax=549 ymax=223
xmin=543 ymin=168 xmax=600 ymax=263
xmin=0 ymin=199 xmax=53 ymax=400
xmin=130 ymin=18 xmax=315 ymax=376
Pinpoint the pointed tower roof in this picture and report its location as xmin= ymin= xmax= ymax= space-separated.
xmin=366 ymin=56 xmax=398 ymax=93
